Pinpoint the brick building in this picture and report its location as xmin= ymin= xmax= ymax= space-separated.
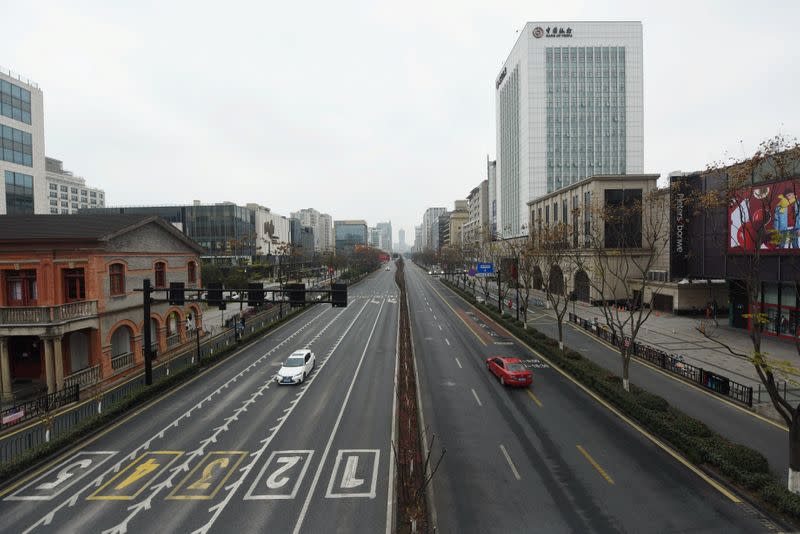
xmin=0 ymin=215 xmax=205 ymax=401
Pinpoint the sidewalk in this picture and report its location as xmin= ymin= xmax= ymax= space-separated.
xmin=459 ymin=273 xmax=800 ymax=406
xmin=562 ymin=297 xmax=800 ymax=404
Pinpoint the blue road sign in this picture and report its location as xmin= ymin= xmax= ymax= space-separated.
xmin=476 ymin=262 xmax=494 ymax=277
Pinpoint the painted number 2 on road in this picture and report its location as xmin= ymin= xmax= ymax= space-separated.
xmin=244 ymin=450 xmax=314 ymax=500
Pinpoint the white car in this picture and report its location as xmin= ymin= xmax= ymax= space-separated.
xmin=276 ymin=349 xmax=316 ymax=385
xmin=385 ymin=267 xmax=391 ymax=271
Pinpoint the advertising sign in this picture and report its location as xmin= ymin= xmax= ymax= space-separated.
xmin=729 ymin=178 xmax=800 ymax=253
xmin=670 ymin=175 xmax=692 ymax=277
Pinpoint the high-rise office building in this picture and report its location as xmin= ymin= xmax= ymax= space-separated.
xmin=44 ymin=157 xmax=105 ymax=214
xmin=376 ymin=221 xmax=392 ymax=252
xmin=413 ymin=226 xmax=422 ymax=253
xmin=334 ymin=220 xmax=368 ymax=256
xmin=0 ymin=67 xmax=46 ymax=215
xmin=422 ymin=207 xmax=446 ymax=250
xmin=495 ymin=21 xmax=643 ymax=237
xmin=398 ymin=228 xmax=406 ymax=252
xmin=291 ymin=208 xmax=334 ymax=253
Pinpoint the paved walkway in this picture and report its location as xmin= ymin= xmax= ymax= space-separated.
xmin=559 ymin=297 xmax=800 ymax=405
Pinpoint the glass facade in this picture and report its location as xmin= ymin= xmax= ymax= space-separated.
xmin=498 ymin=66 xmax=520 ymax=235
xmin=4 ymin=170 xmax=34 ymax=214
xmin=84 ymin=204 xmax=255 ymax=256
xmin=1 ymin=124 xmax=33 ymax=166
xmin=0 ymin=79 xmax=32 ymax=125
xmin=546 ymin=46 xmax=626 ymax=193
xmin=335 ymin=223 xmax=368 ymax=256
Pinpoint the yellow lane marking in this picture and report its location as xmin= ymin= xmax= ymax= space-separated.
xmin=526 ymin=389 xmax=543 ymax=407
xmin=441 ymin=283 xmax=743 ymax=504
xmin=567 ymin=323 xmax=788 ymax=432
xmin=427 ymin=282 xmax=487 ymax=346
xmin=87 ymin=451 xmax=183 ymax=500
xmin=0 ymin=306 xmax=319 ymax=499
xmin=167 ymin=451 xmax=247 ymax=500
xmin=576 ymin=445 xmax=614 ymax=485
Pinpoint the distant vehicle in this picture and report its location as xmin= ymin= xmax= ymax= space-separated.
xmin=486 ymin=356 xmax=532 ymax=387
xmin=385 ymin=267 xmax=391 ymax=271
xmin=428 ymin=270 xmax=433 ymax=275
xmin=276 ymin=349 xmax=316 ymax=385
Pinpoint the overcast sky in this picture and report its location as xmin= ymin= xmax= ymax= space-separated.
xmin=3 ymin=0 xmax=798 ymax=246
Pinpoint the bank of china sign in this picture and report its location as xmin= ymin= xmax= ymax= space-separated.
xmin=533 ymin=26 xmax=573 ymax=38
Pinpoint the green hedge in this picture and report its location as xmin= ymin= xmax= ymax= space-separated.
xmin=442 ymin=280 xmax=800 ymax=524
xmin=0 ymin=306 xmax=306 ymax=484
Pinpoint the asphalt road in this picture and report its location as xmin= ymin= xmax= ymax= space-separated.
xmin=407 ymin=263 xmax=777 ymax=533
xmin=0 ymin=267 xmax=399 ymax=534
xmin=459 ymin=276 xmax=789 ymax=478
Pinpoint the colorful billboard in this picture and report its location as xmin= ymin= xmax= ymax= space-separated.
xmin=729 ymin=178 xmax=800 ymax=253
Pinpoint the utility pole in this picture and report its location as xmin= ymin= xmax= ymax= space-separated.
xmin=142 ymin=278 xmax=153 ymax=386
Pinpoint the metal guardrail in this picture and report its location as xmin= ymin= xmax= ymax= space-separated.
xmin=568 ymin=313 xmax=754 ymax=407
xmin=1 ymin=385 xmax=80 ymax=428
xmin=0 ymin=302 xmax=296 ymax=464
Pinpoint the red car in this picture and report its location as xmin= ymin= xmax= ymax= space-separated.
xmin=486 ymin=356 xmax=533 ymax=387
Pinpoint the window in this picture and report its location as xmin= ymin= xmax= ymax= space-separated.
xmin=49 ymin=183 xmax=57 ymax=190
xmin=60 ymin=193 xmax=68 ymax=199
xmin=604 ymin=189 xmax=642 ymax=248
xmin=49 ymin=191 xmax=57 ymax=198
xmin=80 ymin=189 xmax=87 ymax=196
xmin=154 ymin=262 xmax=166 ymax=288
xmin=71 ymin=195 xmax=78 ymax=201
xmin=60 ymin=185 xmax=68 ymax=192
xmin=61 ymin=209 xmax=69 ymax=214
xmin=50 ymin=207 xmax=58 ymax=214
xmin=110 ymin=263 xmax=125 ymax=295
xmin=70 ymin=187 xmax=78 ymax=193
xmin=50 ymin=199 xmax=57 ymax=206
xmin=90 ymin=191 xmax=97 ymax=197
xmin=4 ymin=269 xmax=37 ymax=306
xmin=187 ymin=261 xmax=197 ymax=284
xmin=71 ymin=202 xmax=78 ymax=208
xmin=0 ymin=79 xmax=32 ymax=125
xmin=63 ymin=268 xmax=86 ymax=302
xmin=4 ymin=170 xmax=34 ymax=214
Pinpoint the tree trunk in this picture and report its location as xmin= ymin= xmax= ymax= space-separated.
xmin=790 ymin=410 xmax=800 ymax=493
xmin=557 ymin=319 xmax=564 ymax=351
xmin=622 ymin=350 xmax=631 ymax=392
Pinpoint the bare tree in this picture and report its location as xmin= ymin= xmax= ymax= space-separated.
xmin=574 ymin=184 xmax=671 ymax=392
xmin=692 ymin=136 xmax=800 ymax=492
xmin=530 ymin=221 xmax=574 ymax=349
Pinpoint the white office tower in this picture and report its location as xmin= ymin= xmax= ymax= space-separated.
xmin=495 ymin=21 xmax=643 ymax=237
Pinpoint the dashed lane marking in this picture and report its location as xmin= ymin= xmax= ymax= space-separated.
xmin=499 ymin=445 xmax=521 ymax=481
xmin=576 ymin=445 xmax=614 ymax=485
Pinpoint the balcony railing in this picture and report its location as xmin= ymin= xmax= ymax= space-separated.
xmin=64 ymin=364 xmax=101 ymax=389
xmin=0 ymin=301 xmax=98 ymax=325
xmin=111 ymin=352 xmax=134 ymax=372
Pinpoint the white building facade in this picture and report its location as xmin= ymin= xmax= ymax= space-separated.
xmin=422 ymin=207 xmax=446 ymax=251
xmin=290 ymin=208 xmax=334 ymax=253
xmin=0 ymin=67 xmax=46 ymax=215
xmin=496 ymin=21 xmax=643 ymax=237
xmin=248 ymin=203 xmax=291 ymax=256
xmin=44 ymin=157 xmax=105 ymax=214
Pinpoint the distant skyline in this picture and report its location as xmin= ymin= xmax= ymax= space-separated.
xmin=3 ymin=1 xmax=797 ymax=247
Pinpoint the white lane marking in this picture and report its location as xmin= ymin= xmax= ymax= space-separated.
xmin=444 ymin=338 xmax=450 ymax=346
xmin=455 ymin=358 xmax=462 ymax=369
xmin=325 ymin=449 xmax=380 ymax=498
xmin=471 ymin=389 xmax=483 ymax=407
xmin=21 ymin=306 xmax=333 ymax=533
xmin=7 ymin=452 xmax=116 ymax=501
xmin=187 ymin=301 xmax=370 ymax=534
xmin=500 ymin=445 xmax=521 ymax=481
xmin=438 ymin=324 xmax=442 ymax=331
xmin=428 ymin=307 xmax=432 ymax=312
xmin=433 ymin=315 xmax=437 ymax=320
xmin=386 ymin=295 xmax=400 ymax=534
xmin=292 ymin=299 xmax=386 ymax=534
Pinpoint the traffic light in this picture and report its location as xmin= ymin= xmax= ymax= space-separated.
xmin=207 ymin=282 xmax=225 ymax=310
xmin=332 ymin=283 xmax=347 ymax=307
xmin=168 ymin=282 xmax=185 ymax=305
xmin=247 ymin=282 xmax=265 ymax=307
xmin=286 ymin=283 xmax=306 ymax=307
